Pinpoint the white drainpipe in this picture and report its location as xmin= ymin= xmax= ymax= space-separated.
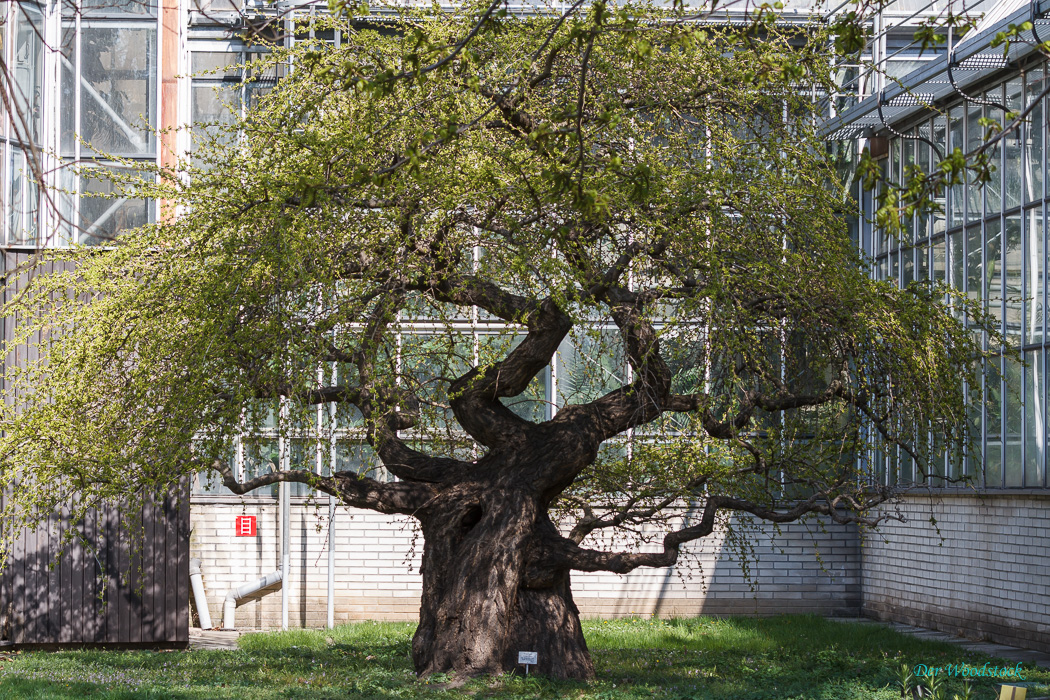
xmin=280 ymin=480 xmax=290 ymax=630
xmin=189 ymin=558 xmax=213 ymax=629
xmin=327 ymin=494 xmax=335 ymax=629
xmin=222 ymin=569 xmax=283 ymax=630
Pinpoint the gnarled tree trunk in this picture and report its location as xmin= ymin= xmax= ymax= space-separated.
xmin=411 ymin=485 xmax=594 ymax=680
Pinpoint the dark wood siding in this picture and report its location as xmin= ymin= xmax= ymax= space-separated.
xmin=0 ymin=489 xmax=190 ymax=647
xmin=1 ymin=250 xmax=190 ymax=647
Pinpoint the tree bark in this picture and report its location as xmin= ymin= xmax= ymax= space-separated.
xmin=411 ymin=485 xmax=594 ymax=680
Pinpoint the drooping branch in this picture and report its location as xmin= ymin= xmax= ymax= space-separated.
xmin=565 ymin=477 xmax=707 ymax=544
xmin=212 ymin=459 xmax=435 ymax=516
xmin=531 ymin=490 xmax=895 ymax=578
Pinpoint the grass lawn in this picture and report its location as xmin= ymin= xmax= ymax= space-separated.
xmin=0 ymin=616 xmax=1046 ymax=699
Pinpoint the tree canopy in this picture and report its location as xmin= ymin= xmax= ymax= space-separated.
xmin=1 ymin=0 xmax=989 ymax=679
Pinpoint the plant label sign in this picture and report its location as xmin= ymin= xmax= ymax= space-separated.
xmin=235 ymin=515 xmax=257 ymax=537
xmin=518 ymin=651 xmax=538 ymax=665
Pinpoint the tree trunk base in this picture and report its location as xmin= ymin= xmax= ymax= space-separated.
xmin=505 ymin=571 xmax=594 ymax=680
xmin=411 ymin=492 xmax=594 ymax=681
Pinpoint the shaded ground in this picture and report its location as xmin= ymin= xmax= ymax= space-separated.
xmin=0 ymin=616 xmax=1046 ymax=699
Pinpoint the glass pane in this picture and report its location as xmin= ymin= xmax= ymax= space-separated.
xmin=401 ymin=332 xmax=474 ymax=431
xmin=477 ymin=334 xmax=551 ymax=424
xmin=985 ymin=439 xmax=1002 ymax=488
xmin=333 ymin=442 xmax=389 ymax=482
xmin=60 ymin=23 xmax=76 ymax=157
xmin=79 ymin=165 xmax=154 ymax=245
xmin=12 ymin=3 xmax=43 ymax=144
xmin=1025 ymin=207 xmax=1043 ymax=345
xmin=966 ymin=102 xmax=984 ymax=220
xmin=902 ymin=138 xmax=915 ymax=241
xmin=55 ymin=162 xmax=76 ymax=247
xmin=966 ymin=224 xmax=982 ymax=308
xmin=501 ymin=370 xmax=550 ymax=423
xmin=1026 ymin=67 xmax=1045 ymax=203
xmin=899 ymin=447 xmax=913 ymax=485
xmin=965 ymin=385 xmax=981 ymax=480
xmin=556 ymin=329 xmax=628 ymax=406
xmin=984 ymin=91 xmax=1003 ymax=216
xmin=1005 ymin=78 xmax=1023 ymax=210
xmin=190 ymin=0 xmax=240 ymax=13
xmin=1003 ymin=214 xmax=1022 ymax=346
xmin=1024 ymin=350 xmax=1044 ymax=487
xmin=243 ymin=439 xmax=279 ymax=498
xmin=1004 ymin=354 xmax=1023 ymax=486
xmin=191 ymin=84 xmax=240 ymax=155
xmin=192 ymin=50 xmax=242 ymax=76
xmin=8 ymin=147 xmax=38 ymax=246
xmin=949 ymin=230 xmax=964 ymax=291
xmin=80 ymin=25 xmax=157 ymax=157
xmin=932 ymin=236 xmax=945 ymax=284
xmin=872 ymin=446 xmax=886 ymax=486
xmin=889 ymin=138 xmax=901 ymax=187
xmin=287 ymin=440 xmax=316 ymax=497
xmin=949 ymin=107 xmax=965 ymax=228
xmin=193 ymin=469 xmax=235 ymax=495
xmin=80 ymin=0 xmax=157 ymax=16
xmin=986 ymin=359 xmax=1002 ymax=438
xmin=332 ymin=364 xmax=363 ymax=428
xmin=985 ymin=218 xmax=1002 ymax=331
xmin=193 ymin=451 xmax=235 ymax=495
xmin=933 ymin=116 xmax=948 ymax=235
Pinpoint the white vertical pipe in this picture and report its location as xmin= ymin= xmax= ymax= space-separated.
xmin=280 ymin=479 xmax=289 ymax=630
xmin=327 ymin=495 xmax=335 ymax=629
xmin=189 ymin=559 xmax=213 ymax=629
xmin=326 ymin=374 xmax=337 ymax=629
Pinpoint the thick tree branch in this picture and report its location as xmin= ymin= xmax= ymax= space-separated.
xmin=436 ymin=291 xmax=571 ymax=447
xmin=212 ymin=459 xmax=435 ymax=515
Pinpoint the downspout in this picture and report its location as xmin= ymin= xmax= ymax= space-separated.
xmin=222 ymin=569 xmax=283 ymax=630
xmin=189 ymin=558 xmax=213 ymax=629
xmin=280 ymin=479 xmax=290 ymax=630
xmin=327 ymin=494 xmax=335 ymax=629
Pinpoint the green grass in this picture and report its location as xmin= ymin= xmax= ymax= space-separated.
xmin=0 ymin=616 xmax=1046 ymax=699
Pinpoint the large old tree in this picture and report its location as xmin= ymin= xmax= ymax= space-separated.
xmin=2 ymin=1 xmax=986 ymax=681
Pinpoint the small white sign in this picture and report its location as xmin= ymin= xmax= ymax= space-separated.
xmin=518 ymin=651 xmax=538 ymax=665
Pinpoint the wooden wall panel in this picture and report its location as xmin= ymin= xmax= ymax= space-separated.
xmin=0 ymin=489 xmax=190 ymax=647
xmin=1 ymin=251 xmax=190 ymax=647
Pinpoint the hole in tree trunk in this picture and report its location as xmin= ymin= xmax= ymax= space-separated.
xmin=458 ymin=504 xmax=483 ymax=536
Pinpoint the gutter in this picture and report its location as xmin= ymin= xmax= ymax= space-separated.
xmin=821 ymin=0 xmax=1050 ymax=138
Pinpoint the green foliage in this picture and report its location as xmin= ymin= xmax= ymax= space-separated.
xmin=0 ymin=2 xmax=990 ymax=556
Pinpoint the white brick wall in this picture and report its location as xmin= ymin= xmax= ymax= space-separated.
xmin=189 ymin=500 xmax=861 ymax=629
xmin=862 ymin=493 xmax=1050 ymax=653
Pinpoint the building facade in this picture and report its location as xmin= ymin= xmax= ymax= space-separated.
xmin=0 ymin=0 xmax=1047 ymax=653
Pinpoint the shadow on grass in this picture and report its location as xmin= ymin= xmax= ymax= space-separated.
xmin=0 ymin=617 xmax=1045 ymax=700
xmin=583 ymin=616 xmax=1046 ymax=700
